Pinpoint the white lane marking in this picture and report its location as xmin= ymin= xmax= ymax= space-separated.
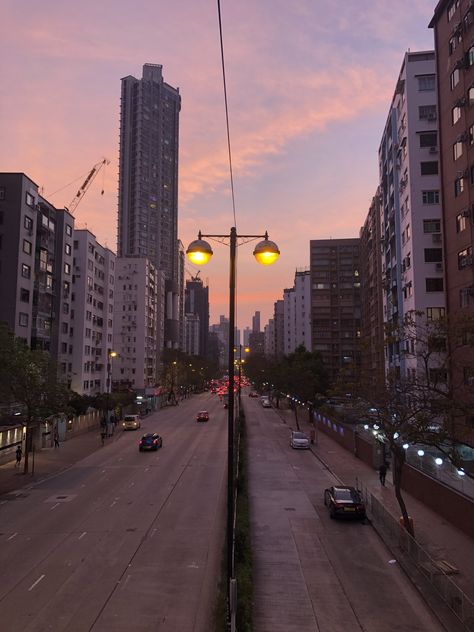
xmin=150 ymin=528 xmax=158 ymax=538
xmin=78 ymin=531 xmax=87 ymax=540
xmin=128 ymin=482 xmax=135 ymax=487
xmin=7 ymin=532 xmax=17 ymax=541
xmin=110 ymin=500 xmax=117 ymax=507
xmin=101 ymin=470 xmax=106 ymax=474
xmin=50 ymin=503 xmax=60 ymax=510
xmin=120 ymin=574 xmax=132 ymax=590
xmin=187 ymin=562 xmax=199 ymax=569
xmin=0 ymin=500 xmax=7 ymax=506
xmin=28 ymin=574 xmax=45 ymax=591
xmin=144 ymin=467 xmax=150 ymax=472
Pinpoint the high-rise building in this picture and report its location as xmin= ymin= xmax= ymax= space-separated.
xmin=273 ymin=300 xmax=285 ymax=358
xmin=70 ymin=230 xmax=115 ymax=395
xmin=264 ymin=318 xmax=275 ymax=357
xmin=310 ymin=238 xmax=361 ymax=383
xmin=359 ymin=190 xmax=385 ymax=385
xmin=378 ymin=51 xmax=445 ymax=377
xmin=118 ymin=63 xmax=181 ymax=349
xmin=185 ymin=276 xmax=209 ymax=358
xmin=243 ymin=326 xmax=251 ymax=347
xmin=283 ymin=269 xmax=311 ymax=355
xmin=112 ymin=257 xmax=163 ymax=390
xmin=185 ymin=313 xmax=200 ymax=356
xmin=252 ymin=310 xmax=261 ymax=333
xmin=0 ymin=173 xmax=75 ymax=379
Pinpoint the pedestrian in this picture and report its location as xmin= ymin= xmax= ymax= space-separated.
xmin=100 ymin=430 xmax=106 ymax=446
xmin=15 ymin=445 xmax=22 ymax=467
xmin=379 ymin=462 xmax=388 ymax=486
xmin=54 ymin=431 xmax=60 ymax=448
xmin=110 ymin=414 xmax=116 ymax=435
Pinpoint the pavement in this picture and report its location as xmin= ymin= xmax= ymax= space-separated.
xmin=275 ymin=403 xmax=474 ymax=606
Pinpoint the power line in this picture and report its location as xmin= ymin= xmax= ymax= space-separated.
xmin=217 ymin=0 xmax=237 ymax=229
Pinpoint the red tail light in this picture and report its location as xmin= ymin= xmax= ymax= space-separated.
xmin=153 ymin=439 xmax=158 ymax=444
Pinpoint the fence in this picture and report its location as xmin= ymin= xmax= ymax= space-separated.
xmin=360 ymin=484 xmax=474 ymax=630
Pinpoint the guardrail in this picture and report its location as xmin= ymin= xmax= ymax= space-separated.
xmin=360 ymin=485 xmax=474 ymax=630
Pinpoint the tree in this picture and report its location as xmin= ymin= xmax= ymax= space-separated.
xmin=0 ymin=323 xmax=70 ymax=473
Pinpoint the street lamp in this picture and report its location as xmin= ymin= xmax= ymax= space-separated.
xmin=186 ymin=227 xmax=279 ymax=623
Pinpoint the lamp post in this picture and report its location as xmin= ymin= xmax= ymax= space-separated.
xmin=187 ymin=227 xmax=279 ymax=626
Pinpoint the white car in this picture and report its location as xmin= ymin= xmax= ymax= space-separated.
xmin=261 ymin=399 xmax=271 ymax=408
xmin=123 ymin=414 xmax=141 ymax=430
xmin=290 ymin=431 xmax=310 ymax=449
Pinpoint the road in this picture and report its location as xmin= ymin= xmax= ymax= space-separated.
xmin=0 ymin=394 xmax=226 ymax=632
xmin=245 ymin=396 xmax=444 ymax=632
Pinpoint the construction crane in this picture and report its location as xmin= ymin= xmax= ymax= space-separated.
xmin=66 ymin=158 xmax=110 ymax=214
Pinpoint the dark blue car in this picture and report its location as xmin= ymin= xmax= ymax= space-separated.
xmin=139 ymin=433 xmax=163 ymax=451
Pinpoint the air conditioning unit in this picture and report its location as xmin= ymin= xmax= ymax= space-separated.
xmin=429 ymin=146 xmax=438 ymax=154
xmin=435 ymin=262 xmax=443 ymax=272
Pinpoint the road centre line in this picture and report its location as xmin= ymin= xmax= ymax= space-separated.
xmin=28 ymin=574 xmax=45 ymax=591
xmin=78 ymin=531 xmax=87 ymax=540
xmin=7 ymin=532 xmax=17 ymax=541
xmin=50 ymin=503 xmax=60 ymax=510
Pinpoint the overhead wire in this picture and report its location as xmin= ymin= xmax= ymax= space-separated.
xmin=217 ymin=0 xmax=237 ymax=229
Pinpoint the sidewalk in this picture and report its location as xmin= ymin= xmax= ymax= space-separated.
xmin=277 ymin=405 xmax=474 ymax=605
xmin=0 ymin=425 xmax=123 ymax=497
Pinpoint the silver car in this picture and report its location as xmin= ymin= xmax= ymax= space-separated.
xmin=290 ymin=431 xmax=310 ymax=449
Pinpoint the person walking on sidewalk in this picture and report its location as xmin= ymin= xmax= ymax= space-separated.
xmin=54 ymin=431 xmax=60 ymax=448
xmin=15 ymin=445 xmax=22 ymax=467
xmin=379 ymin=462 xmax=388 ymax=486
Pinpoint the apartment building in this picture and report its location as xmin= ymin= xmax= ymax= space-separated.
xmin=184 ymin=313 xmax=200 ymax=356
xmin=310 ymin=238 xmax=361 ymax=384
xmin=70 ymin=230 xmax=115 ymax=395
xmin=359 ymin=191 xmax=385 ymax=385
xmin=185 ymin=276 xmax=209 ymax=358
xmin=283 ymin=269 xmax=311 ymax=355
xmin=273 ymin=299 xmax=285 ymax=359
xmin=378 ymin=51 xmax=445 ymax=377
xmin=0 ymin=173 xmax=74 ymax=377
xmin=112 ymin=257 xmax=163 ymax=390
xmin=264 ymin=318 xmax=275 ymax=357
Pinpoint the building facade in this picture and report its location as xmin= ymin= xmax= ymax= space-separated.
xmin=283 ymin=269 xmax=311 ymax=355
xmin=378 ymin=51 xmax=445 ymax=377
xmin=70 ymin=230 xmax=115 ymax=395
xmin=184 ymin=313 xmax=200 ymax=356
xmin=273 ymin=299 xmax=285 ymax=358
xmin=185 ymin=276 xmax=209 ymax=358
xmin=112 ymin=257 xmax=163 ymax=391
xmin=310 ymin=238 xmax=361 ymax=384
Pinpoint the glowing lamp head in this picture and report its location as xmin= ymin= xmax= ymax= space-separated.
xmin=253 ymin=238 xmax=280 ymax=265
xmin=186 ymin=238 xmax=213 ymax=265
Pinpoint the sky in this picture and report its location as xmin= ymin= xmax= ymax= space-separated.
xmin=0 ymin=0 xmax=436 ymax=331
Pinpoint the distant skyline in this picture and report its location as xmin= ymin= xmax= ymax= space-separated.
xmin=1 ymin=0 xmax=435 ymax=329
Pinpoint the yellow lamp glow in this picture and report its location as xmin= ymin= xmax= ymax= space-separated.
xmin=109 ymin=351 xmax=117 ymax=358
xmin=253 ymin=238 xmax=280 ymax=265
xmin=186 ymin=238 xmax=213 ymax=264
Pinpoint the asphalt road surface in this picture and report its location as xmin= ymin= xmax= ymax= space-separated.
xmin=245 ymin=396 xmax=444 ymax=632
xmin=0 ymin=394 xmax=226 ymax=632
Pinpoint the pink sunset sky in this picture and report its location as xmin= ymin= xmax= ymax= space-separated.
xmin=1 ymin=0 xmax=435 ymax=330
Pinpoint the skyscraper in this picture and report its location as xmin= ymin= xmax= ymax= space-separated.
xmin=185 ymin=276 xmax=209 ymax=358
xmin=118 ymin=64 xmax=181 ymax=349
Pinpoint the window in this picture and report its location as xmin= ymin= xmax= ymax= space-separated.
xmin=470 ymin=86 xmax=474 ymax=104
xmin=455 ymin=176 xmax=465 ymax=196
xmin=24 ymin=216 xmax=33 ymax=231
xmin=421 ymin=161 xmax=438 ymax=175
xmin=419 ymin=105 xmax=437 ymax=120
xmin=61 ymin=322 xmax=68 ymax=334
xmin=452 ymin=106 xmax=462 ymax=125
xmin=65 ymin=224 xmax=72 ymax=236
xmin=456 ymin=211 xmax=468 ymax=232
xmin=447 ymin=0 xmax=459 ymax=21
xmin=451 ymin=68 xmax=460 ymax=90
xmin=20 ymin=288 xmax=30 ymax=302
xmin=426 ymin=278 xmax=444 ymax=292
xmin=453 ymin=141 xmax=463 ymax=160
xmin=417 ymin=74 xmax=435 ymax=91
xmin=426 ymin=307 xmax=445 ymax=320
xmin=422 ymin=190 xmax=439 ymax=204
xmin=25 ymin=192 xmax=34 ymax=207
xmin=21 ymin=263 xmax=31 ymax=278
xmin=64 ymin=262 xmax=71 ymax=274
xmin=22 ymin=239 xmax=32 ymax=255
xmin=424 ymin=248 xmax=443 ymax=262
xmin=458 ymin=246 xmax=473 ymax=268
xmin=423 ymin=219 xmax=441 ymax=233
xmin=65 ymin=243 xmax=71 ymax=256
xmin=19 ymin=312 xmax=29 ymax=327
xmin=419 ymin=132 xmax=437 ymax=147
xmin=460 ymin=288 xmax=471 ymax=307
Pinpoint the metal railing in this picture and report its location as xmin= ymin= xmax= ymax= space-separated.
xmin=360 ymin=485 xmax=474 ymax=630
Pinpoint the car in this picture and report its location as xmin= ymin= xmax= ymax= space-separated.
xmin=122 ymin=414 xmax=141 ymax=430
xmin=261 ymin=398 xmax=271 ymax=408
xmin=196 ymin=410 xmax=209 ymax=422
xmin=290 ymin=431 xmax=310 ymax=449
xmin=324 ymin=485 xmax=366 ymax=520
xmin=139 ymin=433 xmax=163 ymax=451
xmin=249 ymin=391 xmax=259 ymax=398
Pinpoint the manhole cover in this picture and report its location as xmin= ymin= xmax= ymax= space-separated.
xmin=45 ymin=494 xmax=76 ymax=503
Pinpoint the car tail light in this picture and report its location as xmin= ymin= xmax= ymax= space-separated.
xmin=153 ymin=439 xmax=158 ymax=444
xmin=139 ymin=441 xmax=143 ymax=445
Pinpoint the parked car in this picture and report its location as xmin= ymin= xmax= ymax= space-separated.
xmin=290 ymin=431 xmax=310 ymax=449
xmin=324 ymin=485 xmax=366 ymax=520
xmin=139 ymin=433 xmax=163 ymax=451
xmin=249 ymin=391 xmax=259 ymax=398
xmin=262 ymin=399 xmax=272 ymax=408
xmin=196 ymin=410 xmax=209 ymax=422
xmin=123 ymin=414 xmax=141 ymax=430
